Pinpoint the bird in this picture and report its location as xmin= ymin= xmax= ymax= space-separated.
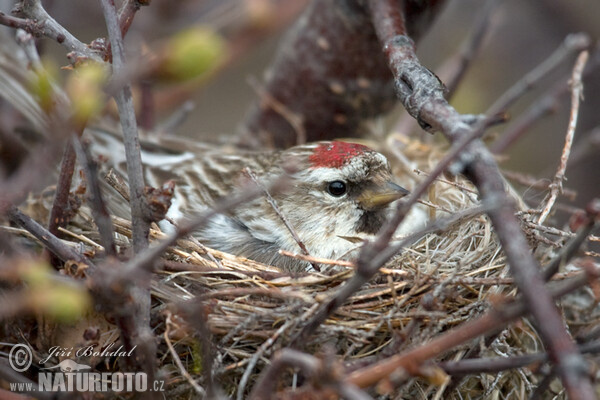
xmin=90 ymin=131 xmax=412 ymax=271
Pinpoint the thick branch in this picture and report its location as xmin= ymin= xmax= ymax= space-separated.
xmin=367 ymin=2 xmax=595 ymax=398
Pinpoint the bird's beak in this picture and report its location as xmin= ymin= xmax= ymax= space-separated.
xmin=358 ymin=181 xmax=410 ymax=210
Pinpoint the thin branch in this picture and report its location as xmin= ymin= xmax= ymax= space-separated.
xmin=537 ymin=50 xmax=589 ymax=225
xmin=117 ymin=0 xmax=148 ymax=38
xmin=491 ymin=45 xmax=600 ymax=154
xmin=485 ymin=33 xmax=590 ymax=117
xmin=441 ymin=0 xmax=499 ymax=98
xmin=6 ymin=0 xmax=102 ymax=62
xmin=97 ymin=0 xmax=155 ymax=392
xmin=439 ymin=340 xmax=600 ymax=376
xmin=541 ymin=198 xmax=599 ymax=281
xmin=367 ymin=2 xmax=595 ymax=398
xmin=72 ymin=137 xmax=117 ymax=257
xmin=244 ymin=167 xmax=318 ymax=271
xmin=47 ymin=142 xmax=77 ymax=236
xmin=7 ymin=206 xmax=93 ymax=268
xmin=164 ymin=312 xmax=206 ymax=396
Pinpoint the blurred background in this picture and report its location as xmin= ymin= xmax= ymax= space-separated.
xmin=1 ymin=0 xmax=599 ymax=222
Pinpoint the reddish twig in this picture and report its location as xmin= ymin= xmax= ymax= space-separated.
xmin=537 ymin=50 xmax=589 ymax=225
xmin=367 ymin=2 xmax=595 ymax=398
xmin=117 ymin=0 xmax=148 ymax=38
xmin=47 ymin=143 xmax=77 ymax=238
xmin=72 ymin=138 xmax=117 ymax=257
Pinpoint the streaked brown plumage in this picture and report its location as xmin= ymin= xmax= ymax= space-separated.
xmin=91 ymin=130 xmax=410 ymax=271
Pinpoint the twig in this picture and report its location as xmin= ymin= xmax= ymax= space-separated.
xmin=73 ymin=138 xmax=117 ymax=257
xmin=367 ymin=2 xmax=595 ymax=398
xmin=117 ymin=0 xmax=148 ymax=38
xmin=247 ymin=76 xmax=306 ymax=146
xmin=486 ymin=33 xmax=590 ymax=117
xmin=440 ymin=0 xmax=498 ymax=98
xmin=164 ymin=312 xmax=206 ymax=396
xmin=248 ymin=349 xmax=322 ymax=400
xmin=7 ymin=206 xmax=93 ymax=268
xmin=278 ymin=250 xmax=354 ymax=267
xmin=6 ymin=0 xmax=102 ymax=62
xmin=537 ymin=51 xmax=589 ymax=225
xmin=502 ymin=170 xmax=577 ymax=200
xmin=99 ymin=0 xmax=149 ymax=253
xmin=244 ymin=167 xmax=318 ymax=271
xmin=238 ymin=313 xmax=297 ymax=400
xmin=491 ymin=45 xmax=600 ymax=154
xmin=541 ymin=198 xmax=599 ymax=280
xmin=47 ymin=142 xmax=77 ymax=237
xmin=344 ymin=261 xmax=600 ymax=388
xmin=439 ymin=340 xmax=600 ymax=376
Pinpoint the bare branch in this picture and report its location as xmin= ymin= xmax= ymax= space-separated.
xmin=7 ymin=0 xmax=102 ymax=62
xmin=72 ymin=137 xmax=117 ymax=257
xmin=537 ymin=50 xmax=589 ymax=224
xmin=164 ymin=312 xmax=206 ymax=396
xmin=441 ymin=0 xmax=499 ymax=98
xmin=486 ymin=33 xmax=590 ymax=117
xmin=7 ymin=206 xmax=93 ymax=268
xmin=541 ymin=198 xmax=599 ymax=280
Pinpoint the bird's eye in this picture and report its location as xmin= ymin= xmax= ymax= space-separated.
xmin=327 ymin=181 xmax=347 ymax=197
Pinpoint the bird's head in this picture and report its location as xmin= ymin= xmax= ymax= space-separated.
xmin=276 ymin=141 xmax=409 ymax=253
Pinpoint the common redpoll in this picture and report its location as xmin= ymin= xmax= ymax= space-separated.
xmin=94 ymin=133 xmax=411 ymax=271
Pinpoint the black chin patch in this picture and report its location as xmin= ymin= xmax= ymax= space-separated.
xmin=355 ymin=210 xmax=387 ymax=235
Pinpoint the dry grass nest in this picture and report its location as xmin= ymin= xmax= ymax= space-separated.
xmin=9 ymin=133 xmax=599 ymax=399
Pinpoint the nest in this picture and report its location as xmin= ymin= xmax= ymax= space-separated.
xmin=9 ymin=133 xmax=597 ymax=399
